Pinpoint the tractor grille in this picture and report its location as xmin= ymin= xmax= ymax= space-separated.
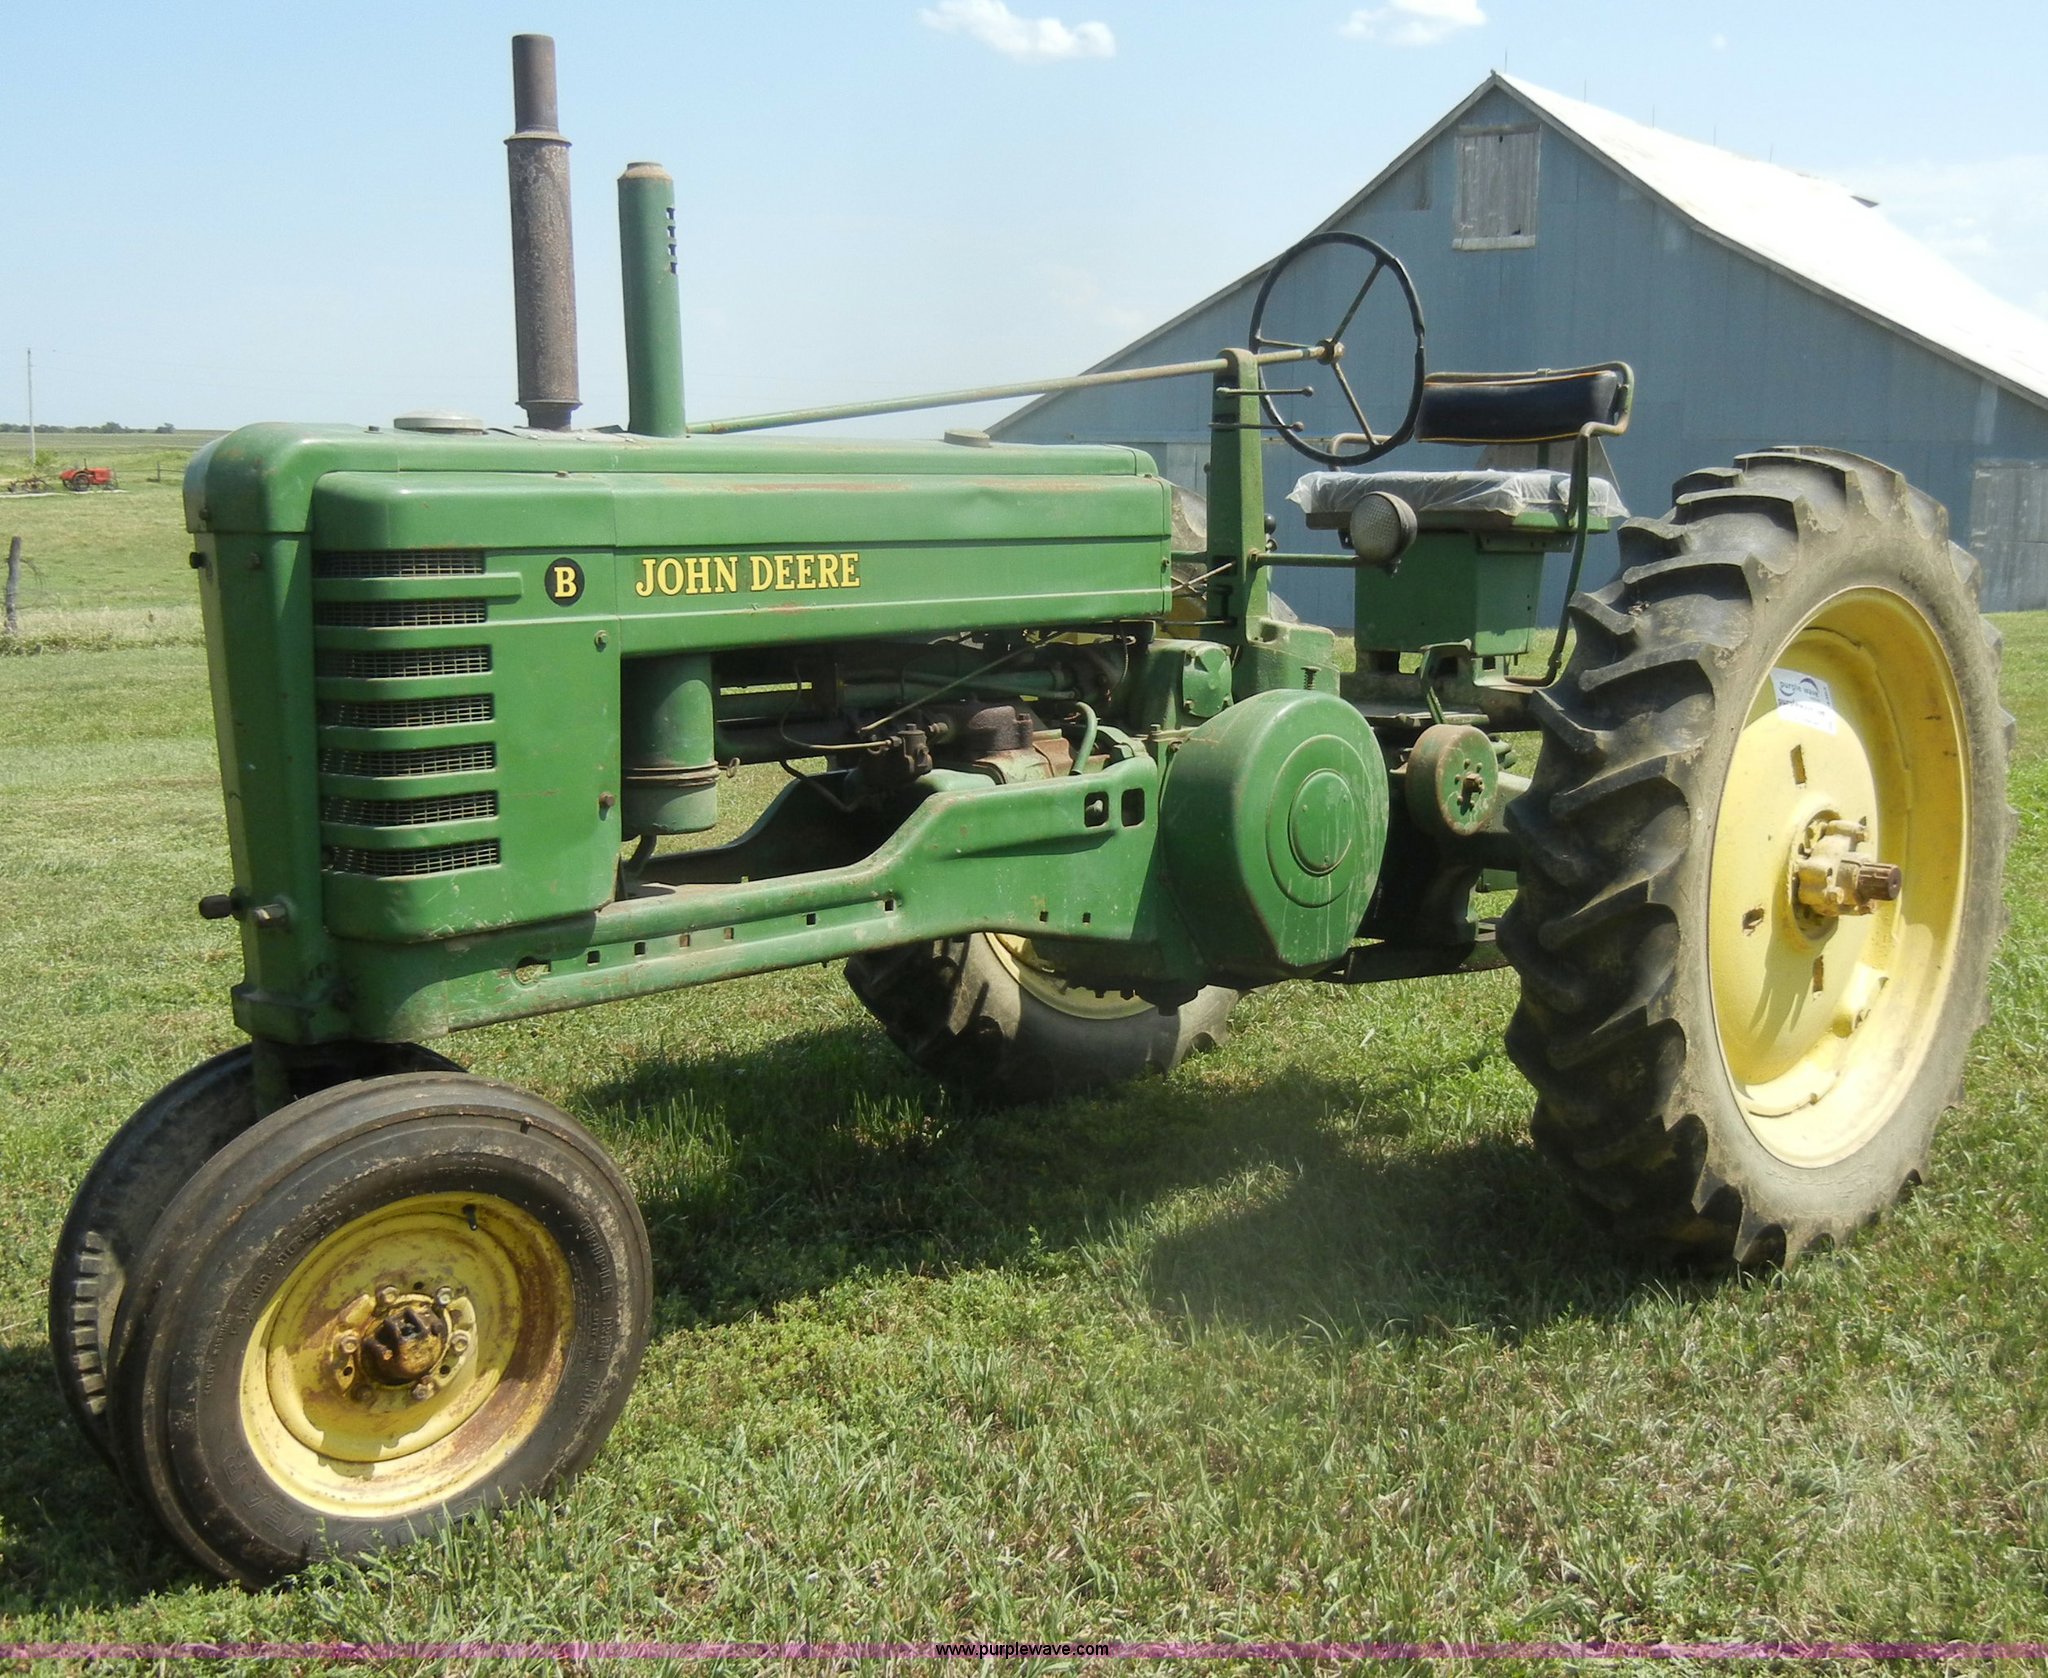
xmin=319 ymin=743 xmax=497 ymax=778
xmin=322 ymin=791 xmax=499 ymax=827
xmin=324 ymin=841 xmax=502 ymax=877
xmin=312 ymin=548 xmax=504 ymax=887
xmin=316 ymin=646 xmax=492 ymax=680
xmin=315 ymin=598 xmax=489 ymax=630
xmin=315 ymin=550 xmax=487 ymax=579
xmin=318 ymin=695 xmax=495 ymax=730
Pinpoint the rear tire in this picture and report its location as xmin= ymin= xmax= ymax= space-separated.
xmin=1498 ymin=449 xmax=2012 ymax=1264
xmin=846 ymin=933 xmax=1237 ymax=1103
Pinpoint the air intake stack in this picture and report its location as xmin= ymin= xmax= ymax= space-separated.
xmin=618 ymin=162 xmax=686 ymax=436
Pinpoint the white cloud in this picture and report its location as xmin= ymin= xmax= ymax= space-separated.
xmin=1339 ymin=0 xmax=1485 ymax=47
xmin=919 ymin=0 xmax=1115 ymax=63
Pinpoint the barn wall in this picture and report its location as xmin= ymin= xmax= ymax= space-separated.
xmin=994 ymin=85 xmax=2048 ymax=620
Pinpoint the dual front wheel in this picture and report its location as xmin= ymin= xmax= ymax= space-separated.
xmin=63 ymin=948 xmax=1232 ymax=1583
xmin=60 ymin=1066 xmax=650 ymax=1583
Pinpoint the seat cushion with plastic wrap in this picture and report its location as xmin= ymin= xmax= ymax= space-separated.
xmin=1288 ymin=468 xmax=1627 ymax=532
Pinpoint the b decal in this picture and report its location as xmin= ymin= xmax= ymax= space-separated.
xmin=546 ymin=558 xmax=586 ymax=605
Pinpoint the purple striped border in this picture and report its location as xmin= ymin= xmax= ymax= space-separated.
xmin=1 ymin=1642 xmax=2045 ymax=1662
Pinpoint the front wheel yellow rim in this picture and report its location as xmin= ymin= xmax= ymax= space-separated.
xmin=1707 ymin=588 xmax=1968 ymax=1168
xmin=238 ymin=1192 xmax=573 ymax=1520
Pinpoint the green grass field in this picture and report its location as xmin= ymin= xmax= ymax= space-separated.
xmin=1 ymin=434 xmax=218 ymax=652
xmin=1 ymin=478 xmax=2045 ymax=1672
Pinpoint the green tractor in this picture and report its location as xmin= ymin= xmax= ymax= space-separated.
xmin=52 ymin=37 xmax=2010 ymax=1583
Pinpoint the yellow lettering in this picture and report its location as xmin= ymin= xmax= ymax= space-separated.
xmin=774 ymin=554 xmax=795 ymax=591
xmin=634 ymin=557 xmax=656 ymax=597
xmin=551 ymin=564 xmax=577 ymax=599
xmin=657 ymin=556 xmax=684 ymax=596
xmin=796 ymin=553 xmax=816 ymax=589
xmin=685 ymin=554 xmax=712 ymax=595
xmin=817 ymin=553 xmax=840 ymax=588
xmin=841 ymin=552 xmax=861 ymax=588
xmin=715 ymin=555 xmax=738 ymax=593
xmin=749 ymin=554 xmax=773 ymax=591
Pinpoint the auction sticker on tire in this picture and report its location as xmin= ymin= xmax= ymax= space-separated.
xmin=1771 ymin=668 xmax=1839 ymax=735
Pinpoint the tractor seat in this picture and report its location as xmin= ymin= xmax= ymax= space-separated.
xmin=1287 ymin=468 xmax=1628 ymax=534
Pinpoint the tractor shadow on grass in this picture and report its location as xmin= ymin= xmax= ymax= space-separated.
xmin=0 ymin=1344 xmax=214 ymax=1612
xmin=577 ymin=1022 xmax=1715 ymax=1349
xmin=0 ymin=1023 xmax=1709 ymax=1610
xmin=1135 ymin=1129 xmax=1704 ymax=1348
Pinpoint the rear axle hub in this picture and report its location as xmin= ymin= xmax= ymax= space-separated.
xmin=1793 ymin=818 xmax=1903 ymax=921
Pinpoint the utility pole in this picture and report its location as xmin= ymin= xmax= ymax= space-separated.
xmin=25 ymin=350 xmax=35 ymax=471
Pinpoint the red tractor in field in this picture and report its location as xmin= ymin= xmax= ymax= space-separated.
xmin=59 ymin=465 xmax=117 ymax=491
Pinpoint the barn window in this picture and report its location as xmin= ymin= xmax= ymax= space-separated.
xmin=1454 ymin=125 xmax=1540 ymax=250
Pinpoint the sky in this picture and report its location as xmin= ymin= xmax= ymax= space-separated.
xmin=5 ymin=0 xmax=2045 ymax=436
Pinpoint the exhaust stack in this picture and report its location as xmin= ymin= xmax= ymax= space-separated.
xmin=506 ymin=33 xmax=580 ymax=429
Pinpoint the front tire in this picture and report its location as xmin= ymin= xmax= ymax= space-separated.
xmin=846 ymin=933 xmax=1237 ymax=1103
xmin=1498 ymin=449 xmax=2012 ymax=1264
xmin=104 ymin=1072 xmax=651 ymax=1582
xmin=50 ymin=1040 xmax=458 ymax=1465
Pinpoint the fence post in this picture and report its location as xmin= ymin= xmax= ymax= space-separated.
xmin=5 ymin=536 xmax=20 ymax=637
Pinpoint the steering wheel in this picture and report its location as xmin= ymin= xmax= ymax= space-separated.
xmin=1247 ymin=231 xmax=1427 ymax=468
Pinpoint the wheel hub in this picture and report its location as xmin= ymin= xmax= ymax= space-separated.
xmin=328 ymin=1282 xmax=478 ymax=1406
xmin=1791 ymin=817 xmax=1902 ymax=922
xmin=360 ymin=1294 xmax=448 ymax=1385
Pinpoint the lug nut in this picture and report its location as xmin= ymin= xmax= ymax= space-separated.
xmin=434 ymin=1286 xmax=455 ymax=1307
xmin=376 ymin=1285 xmax=400 ymax=1308
xmin=412 ymin=1378 xmax=437 ymax=1401
xmin=449 ymin=1331 xmax=471 ymax=1356
xmin=337 ymin=1331 xmax=361 ymax=1356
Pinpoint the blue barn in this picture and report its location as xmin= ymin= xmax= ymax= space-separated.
xmin=991 ymin=74 xmax=2048 ymax=620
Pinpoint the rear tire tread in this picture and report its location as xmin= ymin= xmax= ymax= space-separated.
xmin=1500 ymin=451 xmax=2009 ymax=1263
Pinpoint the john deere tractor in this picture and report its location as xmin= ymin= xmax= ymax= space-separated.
xmin=51 ymin=37 xmax=2010 ymax=1582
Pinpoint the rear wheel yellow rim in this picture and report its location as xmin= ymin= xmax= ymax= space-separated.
xmin=987 ymin=934 xmax=1157 ymax=1021
xmin=237 ymin=1192 xmax=573 ymax=1520
xmin=1707 ymin=588 xmax=1968 ymax=1168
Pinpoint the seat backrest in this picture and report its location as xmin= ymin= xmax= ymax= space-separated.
xmin=1415 ymin=364 xmax=1631 ymax=447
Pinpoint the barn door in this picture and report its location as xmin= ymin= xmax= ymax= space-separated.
xmin=1968 ymin=460 xmax=2048 ymax=612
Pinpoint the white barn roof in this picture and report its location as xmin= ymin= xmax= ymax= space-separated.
xmin=1498 ymin=74 xmax=2048 ymax=410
